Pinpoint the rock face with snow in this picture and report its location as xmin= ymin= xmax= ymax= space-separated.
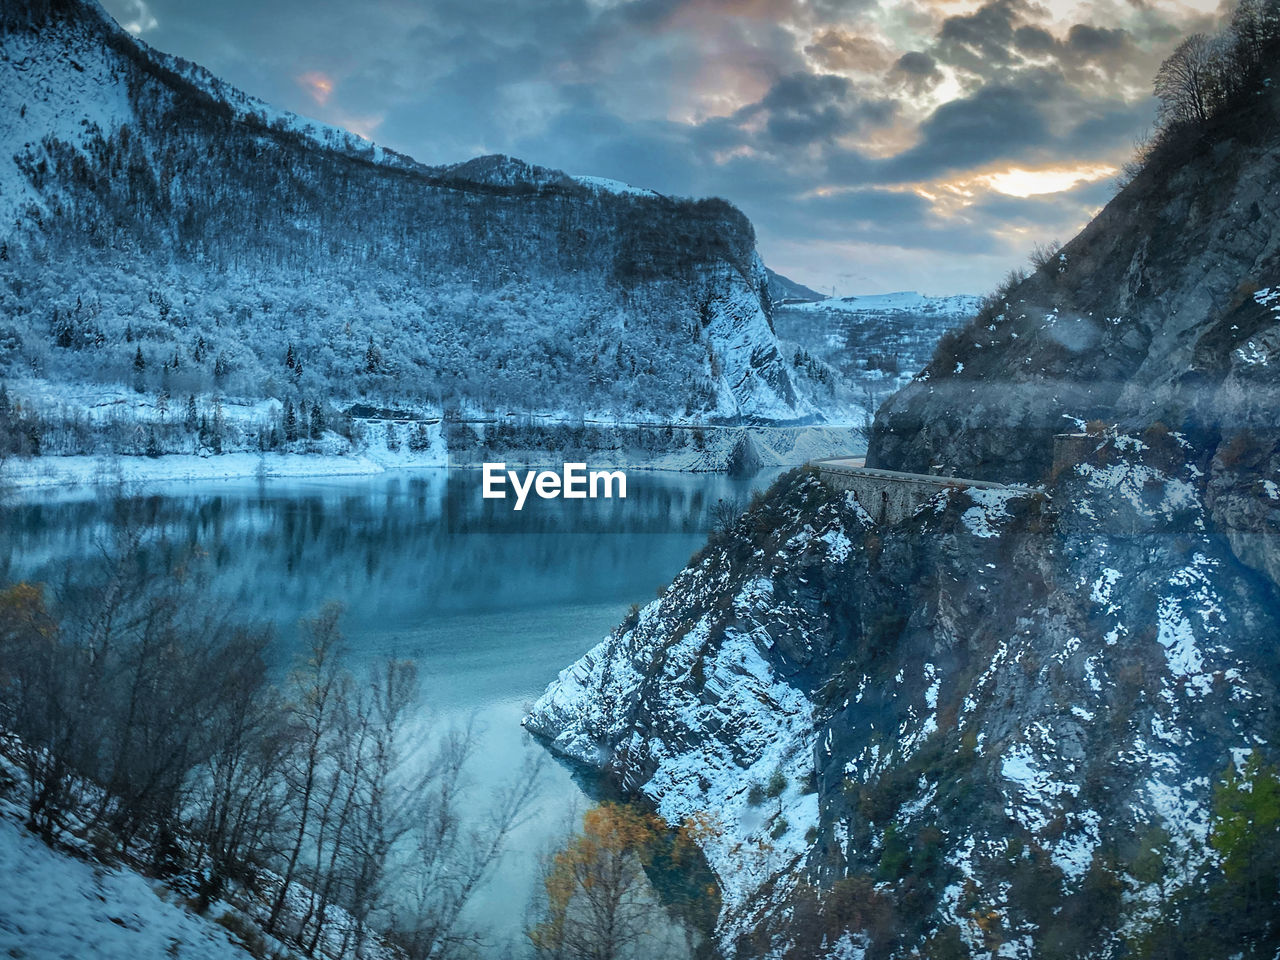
xmin=527 ymin=51 xmax=1280 ymax=960
xmin=528 ymin=450 xmax=1280 ymax=957
xmin=0 ymin=0 xmax=808 ymax=425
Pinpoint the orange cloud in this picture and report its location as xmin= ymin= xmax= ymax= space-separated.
xmin=297 ymin=71 xmax=334 ymax=107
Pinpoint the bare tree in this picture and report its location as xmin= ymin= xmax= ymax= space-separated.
xmin=1154 ymin=34 xmax=1223 ymax=125
xmin=2 ymin=519 xmax=548 ymax=959
xmin=390 ymin=739 xmax=544 ymax=960
xmin=342 ymin=658 xmax=419 ymax=956
xmin=267 ymin=604 xmax=350 ymax=937
xmin=0 ymin=582 xmax=80 ymax=839
xmin=191 ymin=633 xmax=291 ymax=907
xmin=1227 ymin=0 xmax=1280 ymax=77
xmin=1028 ymin=239 xmax=1061 ymax=272
xmin=709 ymin=496 xmax=745 ymax=534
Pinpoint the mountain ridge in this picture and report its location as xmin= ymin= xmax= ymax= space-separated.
xmin=0 ymin=0 xmax=817 ymax=461
xmin=869 ymin=73 xmax=1280 ymax=486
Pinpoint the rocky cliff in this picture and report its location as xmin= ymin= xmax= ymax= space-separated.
xmin=527 ymin=452 xmax=1280 ymax=957
xmin=868 ymin=78 xmax=1280 ymax=488
xmin=527 ymin=28 xmax=1280 ymax=960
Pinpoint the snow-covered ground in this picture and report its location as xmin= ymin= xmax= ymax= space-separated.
xmin=0 ymin=808 xmax=252 ymax=960
xmin=0 ymin=451 xmax=431 ymax=489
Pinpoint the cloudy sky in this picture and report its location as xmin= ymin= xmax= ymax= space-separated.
xmin=103 ymin=0 xmax=1223 ymax=295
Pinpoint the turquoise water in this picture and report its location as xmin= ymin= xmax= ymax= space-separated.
xmin=1 ymin=466 xmax=782 ymax=952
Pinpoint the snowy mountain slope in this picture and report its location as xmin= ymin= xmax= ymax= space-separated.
xmin=0 ymin=0 xmax=810 ymax=433
xmin=867 ymin=78 xmax=1280 ymax=591
xmin=771 ymin=291 xmax=980 ymax=426
xmin=773 ymin=293 xmax=980 ymax=369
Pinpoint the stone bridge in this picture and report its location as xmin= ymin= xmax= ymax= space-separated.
xmin=812 ymin=457 xmax=1016 ymax=525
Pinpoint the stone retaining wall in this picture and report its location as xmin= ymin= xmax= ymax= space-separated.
xmin=813 ymin=459 xmax=1011 ymax=525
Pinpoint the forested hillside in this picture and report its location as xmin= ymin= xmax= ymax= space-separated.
xmin=0 ymin=0 xmax=812 ymax=467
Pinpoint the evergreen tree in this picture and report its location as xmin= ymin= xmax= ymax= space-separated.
xmin=408 ymin=421 xmax=431 ymax=452
xmin=284 ymin=399 xmax=298 ymax=443
xmin=55 ymin=309 xmax=74 ymax=348
xmin=211 ymin=399 xmax=225 ymax=455
xmin=309 ymin=401 xmax=325 ymax=439
xmin=185 ymin=395 xmax=198 ymax=432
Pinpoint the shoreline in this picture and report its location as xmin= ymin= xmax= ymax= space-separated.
xmin=2 ymin=426 xmax=864 ymax=493
xmin=0 ymin=451 xmax=445 ymax=492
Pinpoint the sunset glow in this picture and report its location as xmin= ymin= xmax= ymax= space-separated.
xmin=980 ymin=164 xmax=1119 ymax=198
xmin=104 ymin=0 xmax=1226 ymax=293
xmin=296 ymin=71 xmax=333 ymax=107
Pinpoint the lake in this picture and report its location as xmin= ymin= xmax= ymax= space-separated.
xmin=0 ymin=465 xmax=783 ymax=954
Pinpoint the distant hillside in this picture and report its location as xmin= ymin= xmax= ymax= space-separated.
xmin=0 ymin=0 xmax=813 ymax=467
xmin=772 ymin=291 xmax=980 ymax=425
xmin=764 ymin=268 xmax=826 ymax=305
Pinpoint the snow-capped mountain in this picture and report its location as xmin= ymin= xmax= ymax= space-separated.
xmin=526 ymin=33 xmax=1280 ymax=959
xmin=0 ymin=0 xmax=810 ymax=439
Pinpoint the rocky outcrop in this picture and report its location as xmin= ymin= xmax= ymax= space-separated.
xmin=528 ymin=451 xmax=1280 ymax=957
xmin=868 ymin=83 xmax=1280 ymax=487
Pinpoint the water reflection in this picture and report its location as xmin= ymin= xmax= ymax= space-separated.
xmin=1 ymin=466 xmax=782 ymax=954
